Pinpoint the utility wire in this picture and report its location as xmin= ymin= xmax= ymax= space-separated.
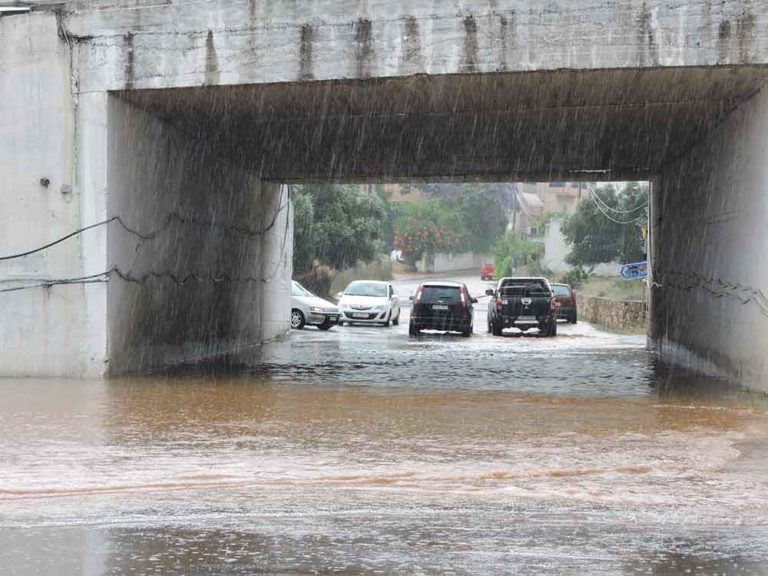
xmin=588 ymin=184 xmax=648 ymax=215
xmin=586 ymin=187 xmax=646 ymax=225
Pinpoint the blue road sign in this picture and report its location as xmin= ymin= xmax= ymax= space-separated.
xmin=620 ymin=261 xmax=648 ymax=280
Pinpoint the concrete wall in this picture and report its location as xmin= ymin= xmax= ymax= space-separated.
xmin=417 ymin=252 xmax=491 ymax=274
xmin=652 ymin=90 xmax=768 ymax=393
xmin=542 ymin=220 xmax=621 ymax=278
xmin=0 ymin=13 xmax=108 ymax=377
xmin=107 ymin=98 xmax=290 ymax=374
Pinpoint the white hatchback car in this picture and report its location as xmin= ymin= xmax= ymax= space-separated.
xmin=291 ymin=281 xmax=340 ymax=330
xmin=337 ymin=280 xmax=401 ymax=327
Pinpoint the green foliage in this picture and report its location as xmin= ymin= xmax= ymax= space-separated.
xmin=492 ymin=234 xmax=544 ymax=277
xmin=561 ymin=183 xmax=648 ymax=266
xmin=292 ymin=184 xmax=387 ymax=273
xmin=559 ymin=265 xmax=594 ymax=288
xmin=393 ymin=200 xmax=466 ymax=268
xmin=292 ymin=192 xmax=315 ymax=273
xmin=293 ymin=262 xmax=333 ymax=297
xmin=391 ymin=184 xmax=508 ymax=261
xmin=330 ymin=258 xmax=393 ymax=297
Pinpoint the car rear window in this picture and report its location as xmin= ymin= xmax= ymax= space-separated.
xmin=499 ymin=280 xmax=550 ymax=297
xmin=552 ymin=285 xmax=572 ymax=297
xmin=421 ymin=286 xmax=461 ymax=303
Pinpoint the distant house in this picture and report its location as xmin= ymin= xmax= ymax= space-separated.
xmin=521 ymin=181 xmax=588 ymax=216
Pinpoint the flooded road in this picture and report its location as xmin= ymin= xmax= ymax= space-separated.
xmin=2 ymin=277 xmax=768 ymax=574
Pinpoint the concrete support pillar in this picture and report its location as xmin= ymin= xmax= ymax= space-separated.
xmin=259 ymin=183 xmax=293 ymax=344
xmin=652 ymin=89 xmax=768 ymax=393
xmin=107 ymin=97 xmax=291 ymax=374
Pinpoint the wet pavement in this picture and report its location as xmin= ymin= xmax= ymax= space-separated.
xmin=2 ymin=274 xmax=768 ymax=574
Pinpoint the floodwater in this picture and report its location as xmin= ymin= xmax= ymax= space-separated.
xmin=2 ymin=287 xmax=768 ymax=574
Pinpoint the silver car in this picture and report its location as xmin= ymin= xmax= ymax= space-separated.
xmin=291 ymin=281 xmax=340 ymax=330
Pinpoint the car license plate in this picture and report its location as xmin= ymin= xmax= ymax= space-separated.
xmin=432 ymin=304 xmax=449 ymax=310
xmin=327 ymin=315 xmax=339 ymax=322
xmin=501 ymin=300 xmax=509 ymax=305
xmin=518 ymin=315 xmax=536 ymax=321
xmin=352 ymin=313 xmax=368 ymax=319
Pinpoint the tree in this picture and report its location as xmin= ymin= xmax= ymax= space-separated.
xmin=561 ymin=183 xmax=648 ymax=266
xmin=393 ymin=200 xmax=466 ymax=270
xmin=292 ymin=191 xmax=315 ymax=273
xmin=399 ymin=183 xmax=509 ymax=254
xmin=492 ymin=234 xmax=544 ymax=277
xmin=292 ymin=184 xmax=387 ymax=273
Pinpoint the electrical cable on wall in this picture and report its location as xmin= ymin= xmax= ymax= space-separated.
xmin=0 ymin=185 xmax=293 ymax=294
xmin=0 ymin=185 xmax=288 ymax=262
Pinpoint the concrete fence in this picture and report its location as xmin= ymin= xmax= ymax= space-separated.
xmin=417 ymin=252 xmax=491 ymax=274
xmin=576 ymin=295 xmax=647 ymax=331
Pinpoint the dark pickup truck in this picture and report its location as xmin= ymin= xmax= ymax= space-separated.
xmin=486 ymin=277 xmax=558 ymax=337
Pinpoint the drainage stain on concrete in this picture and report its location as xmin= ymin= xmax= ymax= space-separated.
xmin=400 ymin=16 xmax=424 ymax=74
xmin=718 ymin=19 xmax=732 ymax=64
xmin=299 ymin=24 xmax=315 ymax=80
xmin=637 ymin=3 xmax=659 ymax=67
xmin=461 ymin=14 xmax=479 ymax=73
xmin=736 ymin=10 xmax=756 ymax=63
xmin=204 ymin=30 xmax=220 ymax=86
xmin=497 ymin=13 xmax=516 ymax=72
xmin=123 ymin=32 xmax=134 ymax=89
xmin=354 ymin=18 xmax=375 ymax=79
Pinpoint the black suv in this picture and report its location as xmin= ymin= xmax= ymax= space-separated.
xmin=409 ymin=282 xmax=477 ymax=337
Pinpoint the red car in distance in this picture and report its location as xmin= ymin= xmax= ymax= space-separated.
xmin=480 ymin=263 xmax=495 ymax=281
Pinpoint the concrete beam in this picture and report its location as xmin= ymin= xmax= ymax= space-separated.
xmin=49 ymin=0 xmax=768 ymax=92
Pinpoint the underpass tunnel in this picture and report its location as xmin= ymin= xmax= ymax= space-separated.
xmin=110 ymin=66 xmax=768 ymax=389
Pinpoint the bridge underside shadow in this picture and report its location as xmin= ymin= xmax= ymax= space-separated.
xmin=111 ymin=66 xmax=768 ymax=390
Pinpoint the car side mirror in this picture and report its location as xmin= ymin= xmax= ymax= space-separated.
xmin=471 ymin=297 xmax=478 ymax=304
xmin=408 ymin=295 xmax=414 ymax=301
xmin=485 ymin=289 xmax=494 ymax=296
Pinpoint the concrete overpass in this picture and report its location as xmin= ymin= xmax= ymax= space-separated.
xmin=1 ymin=1 xmax=767 ymax=390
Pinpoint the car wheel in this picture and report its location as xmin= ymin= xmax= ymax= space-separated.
xmin=291 ymin=309 xmax=306 ymax=330
xmin=491 ymin=321 xmax=503 ymax=337
xmin=408 ymin=322 xmax=419 ymax=337
xmin=570 ymin=313 xmax=577 ymax=324
xmin=461 ymin=324 xmax=472 ymax=337
xmin=317 ymin=320 xmax=334 ymax=331
xmin=392 ymin=312 xmax=400 ymax=326
xmin=338 ymin=320 xmax=344 ymax=327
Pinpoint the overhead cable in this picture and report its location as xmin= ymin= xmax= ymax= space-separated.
xmin=587 ymin=188 xmax=646 ymax=225
xmin=588 ymin=183 xmax=648 ymax=215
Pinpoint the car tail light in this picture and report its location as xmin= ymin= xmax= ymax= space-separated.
xmin=460 ymin=290 xmax=467 ymax=307
xmin=414 ymin=287 xmax=423 ymax=305
xmin=551 ymin=297 xmax=558 ymax=311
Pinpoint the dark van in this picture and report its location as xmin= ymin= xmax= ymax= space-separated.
xmin=409 ymin=282 xmax=477 ymax=337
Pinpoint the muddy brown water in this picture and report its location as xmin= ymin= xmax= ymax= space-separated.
xmin=1 ymin=318 xmax=767 ymax=574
